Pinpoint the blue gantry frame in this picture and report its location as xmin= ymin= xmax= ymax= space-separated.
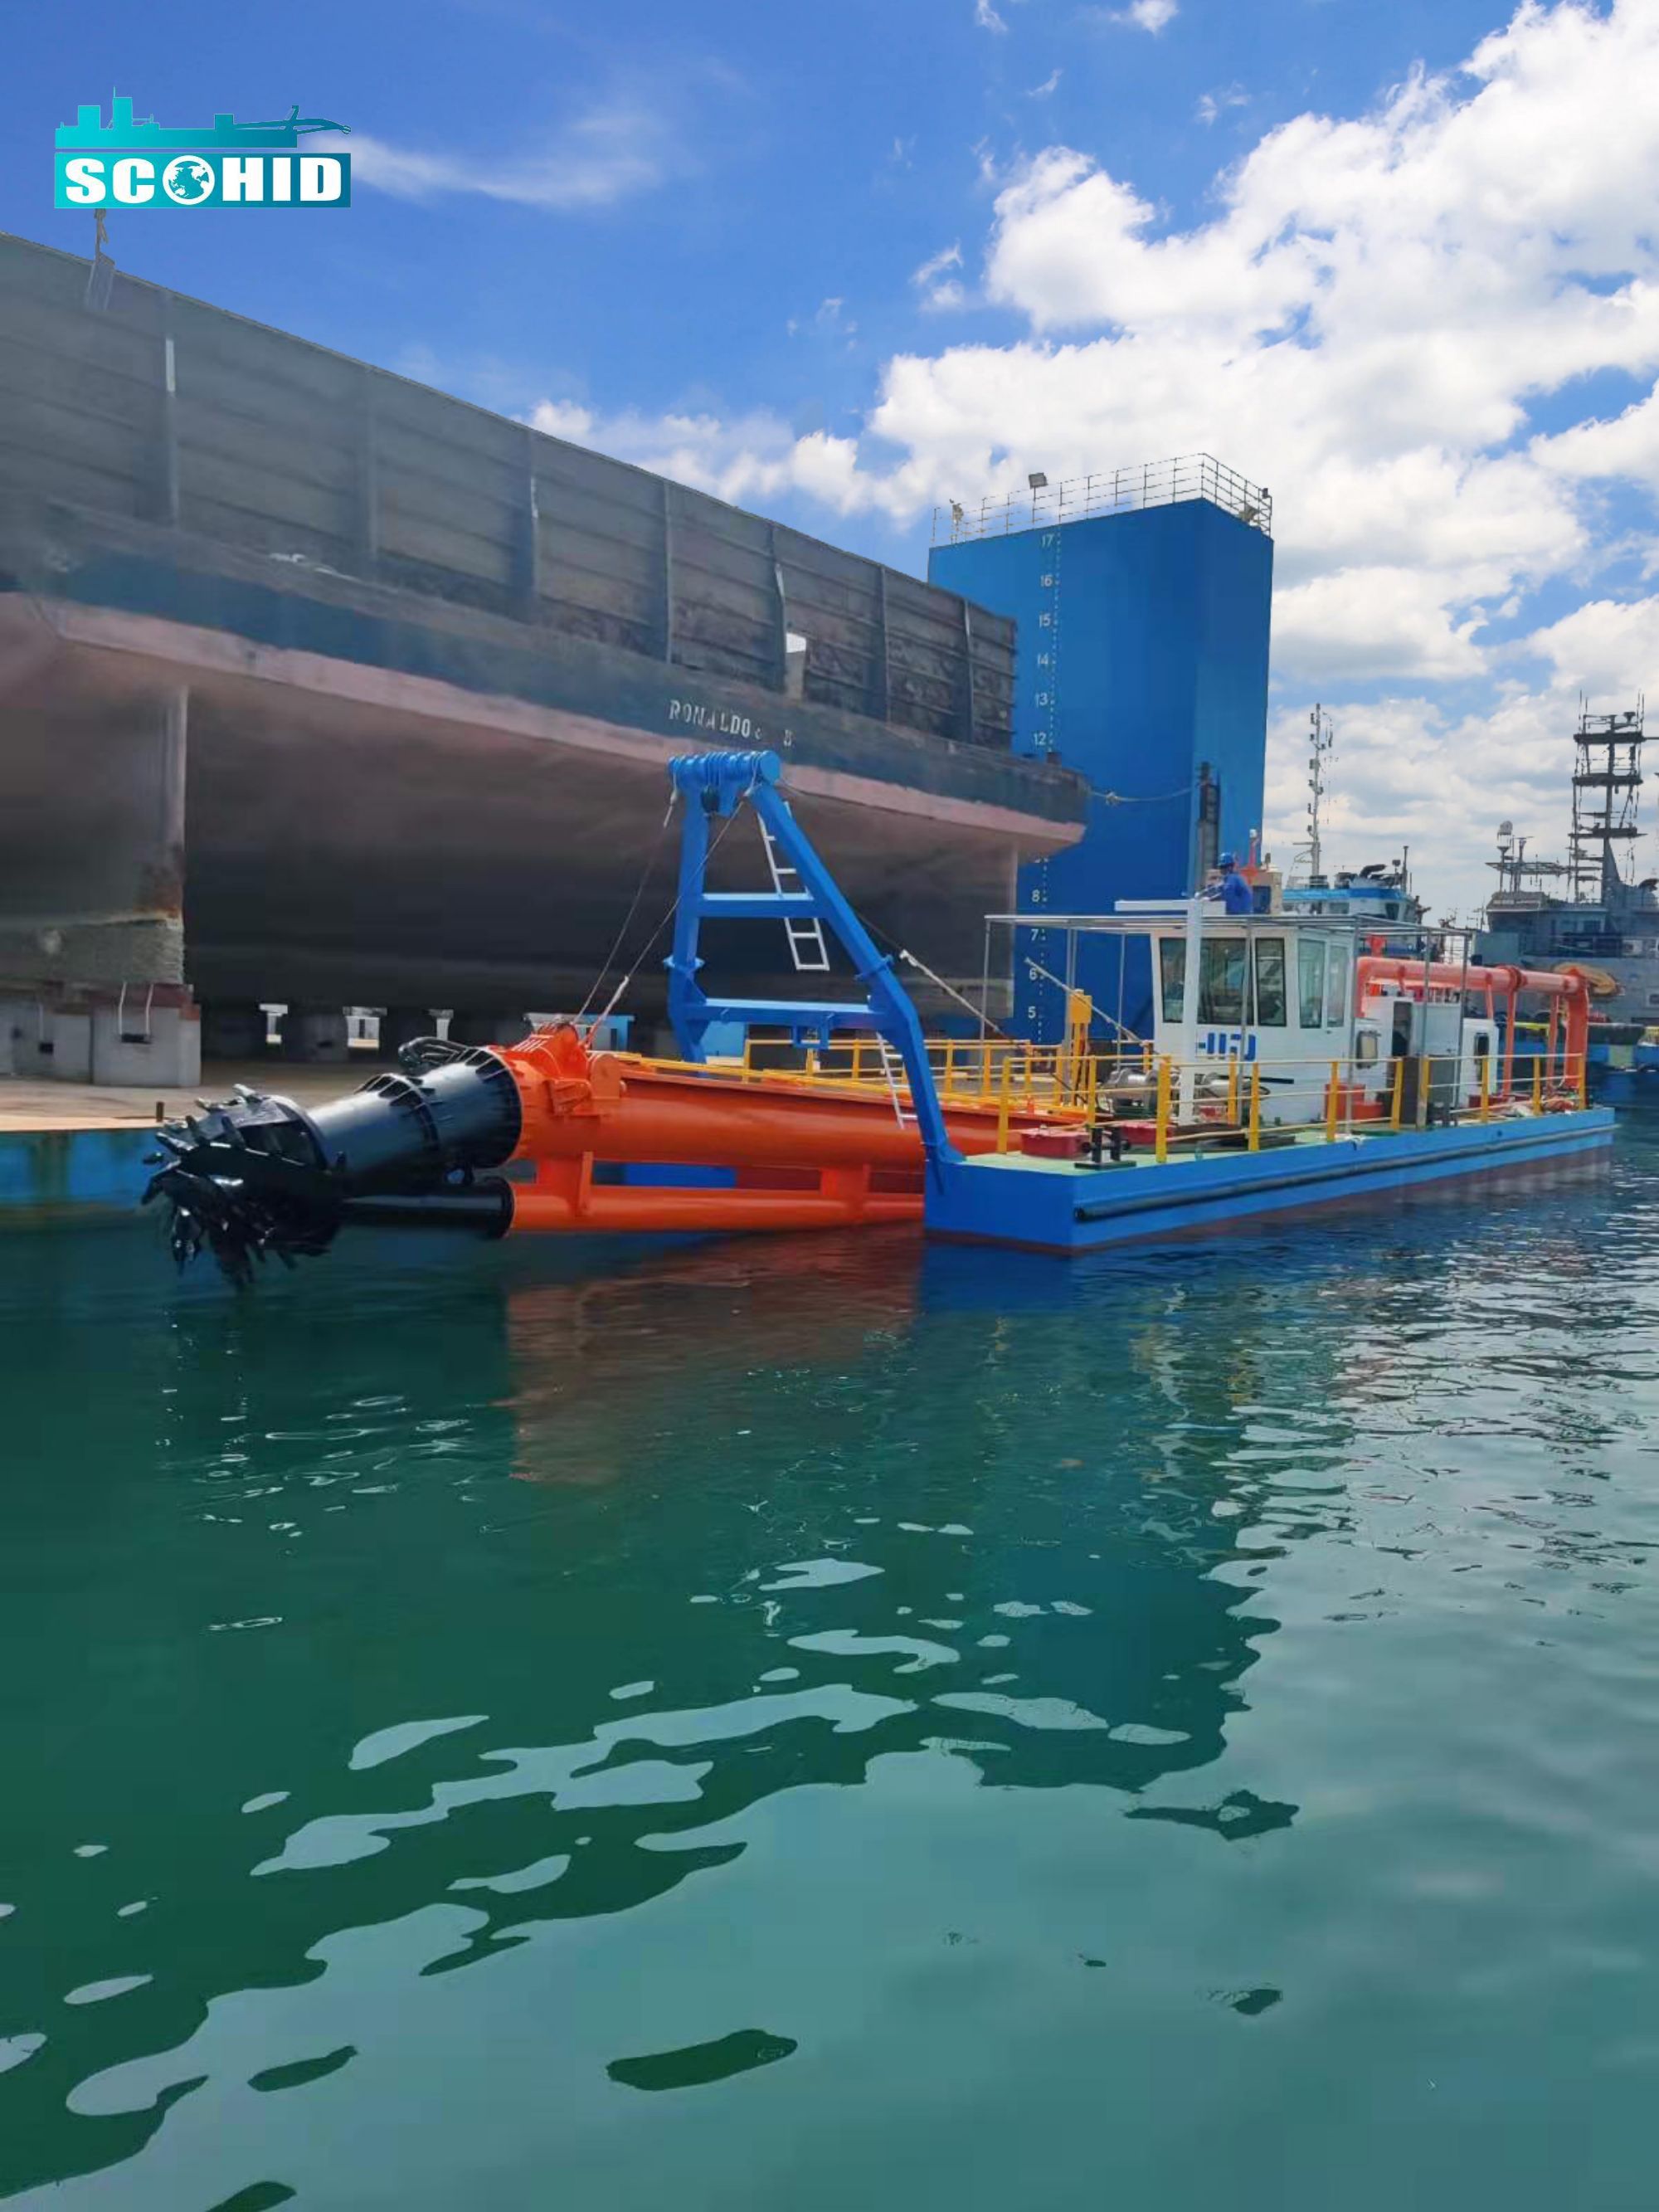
xmin=664 ymin=750 xmax=956 ymax=1182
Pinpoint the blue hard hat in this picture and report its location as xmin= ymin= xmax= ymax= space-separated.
xmin=1219 ymin=851 xmax=1236 ymax=868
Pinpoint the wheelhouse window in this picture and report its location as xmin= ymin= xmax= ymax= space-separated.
xmin=1198 ymin=939 xmax=1247 ymax=1025
xmin=1298 ymin=938 xmax=1326 ymax=1028
xmin=1253 ymin=937 xmax=1287 ymax=1026
xmin=1325 ymin=941 xmax=1350 ymax=1027
xmin=1159 ymin=938 xmax=1185 ymax=1022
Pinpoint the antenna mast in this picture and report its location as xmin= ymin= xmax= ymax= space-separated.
xmin=1569 ymin=697 xmax=1645 ymax=902
xmin=1296 ymin=704 xmax=1335 ymax=884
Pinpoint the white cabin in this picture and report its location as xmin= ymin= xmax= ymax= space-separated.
xmin=1137 ymin=903 xmax=1499 ymax=1127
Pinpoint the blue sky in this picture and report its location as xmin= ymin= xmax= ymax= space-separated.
xmin=8 ymin=0 xmax=1659 ymax=913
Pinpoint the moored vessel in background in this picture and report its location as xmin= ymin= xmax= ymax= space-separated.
xmin=1476 ymin=704 xmax=1659 ymax=1099
xmin=1275 ymin=703 xmax=1429 ymax=955
xmin=1477 ymin=704 xmax=1659 ymax=1019
xmin=1279 ymin=856 xmax=1428 ymax=954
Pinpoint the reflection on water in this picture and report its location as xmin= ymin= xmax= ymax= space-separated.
xmin=2 ymin=1138 xmax=1658 ymax=2210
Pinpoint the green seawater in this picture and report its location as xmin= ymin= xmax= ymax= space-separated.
xmin=3 ymin=1137 xmax=1659 ymax=2210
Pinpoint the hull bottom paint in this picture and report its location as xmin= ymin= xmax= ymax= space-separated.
xmin=925 ymin=1110 xmax=1616 ymax=1255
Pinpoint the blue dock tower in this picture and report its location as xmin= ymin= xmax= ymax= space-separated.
xmin=929 ymin=458 xmax=1273 ymax=1043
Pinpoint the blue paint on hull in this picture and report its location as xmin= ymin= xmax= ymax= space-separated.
xmin=1593 ymin=1052 xmax=1659 ymax=1108
xmin=927 ymin=1111 xmax=1616 ymax=1255
xmin=0 ymin=1128 xmax=160 ymax=1221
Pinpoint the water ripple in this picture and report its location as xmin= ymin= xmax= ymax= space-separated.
xmin=3 ymin=1143 xmax=1659 ymax=2206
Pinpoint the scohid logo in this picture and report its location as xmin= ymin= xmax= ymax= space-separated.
xmin=55 ymin=99 xmax=350 ymax=209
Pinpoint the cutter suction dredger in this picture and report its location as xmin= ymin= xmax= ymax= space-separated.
xmin=147 ymin=749 xmax=1017 ymax=1282
xmin=146 ymin=1043 xmax=523 ymax=1283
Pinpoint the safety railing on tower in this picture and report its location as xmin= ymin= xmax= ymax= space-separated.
xmin=931 ymin=454 xmax=1272 ymax=545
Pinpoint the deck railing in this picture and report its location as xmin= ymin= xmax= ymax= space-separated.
xmin=706 ymin=1030 xmax=1590 ymax=1157
xmin=994 ymin=1049 xmax=1590 ymax=1158
xmin=931 ymin=454 xmax=1272 ymax=545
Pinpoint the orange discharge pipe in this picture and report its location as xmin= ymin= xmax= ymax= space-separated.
xmin=511 ymin=1172 xmax=927 ymax=1235
xmin=1354 ymin=955 xmax=1588 ymax=1098
xmin=491 ymin=1024 xmax=1067 ymax=1236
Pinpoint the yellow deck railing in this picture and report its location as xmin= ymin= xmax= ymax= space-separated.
xmin=742 ymin=1030 xmax=1157 ymax=1113
xmin=660 ymin=1031 xmax=1591 ymax=1157
xmin=1053 ymin=1050 xmax=1590 ymax=1164
xmin=970 ymin=1049 xmax=1588 ymax=1158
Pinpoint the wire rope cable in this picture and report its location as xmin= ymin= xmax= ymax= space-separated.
xmin=581 ymin=766 xmax=763 ymax=1040
xmin=574 ymin=792 xmax=679 ymax=1032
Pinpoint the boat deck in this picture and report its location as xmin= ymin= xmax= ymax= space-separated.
xmin=954 ymin=1128 xmax=1345 ymax=1176
xmin=927 ymin=1110 xmax=1618 ymax=1253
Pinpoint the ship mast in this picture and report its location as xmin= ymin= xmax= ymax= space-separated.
xmin=1569 ymin=698 xmax=1645 ymax=902
xmin=1293 ymin=704 xmax=1335 ymax=884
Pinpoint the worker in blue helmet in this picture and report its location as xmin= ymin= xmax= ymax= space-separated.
xmin=1207 ymin=850 xmax=1255 ymax=916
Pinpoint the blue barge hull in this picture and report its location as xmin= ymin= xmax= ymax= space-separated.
xmin=926 ymin=1110 xmax=1615 ymax=1255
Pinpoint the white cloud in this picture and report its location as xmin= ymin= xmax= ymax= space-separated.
xmin=913 ymin=244 xmax=963 ymax=287
xmin=521 ymin=2 xmax=1659 ymax=910
xmin=1536 ymin=389 xmax=1659 ymax=492
xmin=342 ymin=105 xmax=665 ymax=210
xmin=786 ymin=296 xmax=858 ymax=343
xmin=913 ymin=242 xmax=967 ymax=312
xmin=1195 ymin=83 xmax=1247 ymax=125
xmin=1029 ymin=68 xmax=1063 ymax=97
xmin=529 ymin=399 xmax=596 ymax=441
xmin=1272 ymin=568 xmax=1489 ymax=684
xmin=975 ymin=0 xmax=1009 ymax=30
xmin=1526 ymin=597 xmax=1659 ymax=697
xmin=527 ymin=398 xmax=864 ymax=513
xmin=1110 ymin=0 xmax=1178 ymax=31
